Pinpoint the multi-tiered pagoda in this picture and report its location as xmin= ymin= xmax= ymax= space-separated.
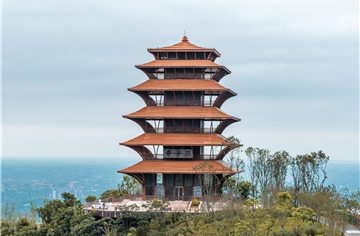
xmin=118 ymin=36 xmax=243 ymax=201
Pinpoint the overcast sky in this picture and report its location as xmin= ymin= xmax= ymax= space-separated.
xmin=2 ymin=0 xmax=359 ymax=163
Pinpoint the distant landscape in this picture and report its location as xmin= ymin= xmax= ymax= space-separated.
xmin=1 ymin=157 xmax=359 ymax=214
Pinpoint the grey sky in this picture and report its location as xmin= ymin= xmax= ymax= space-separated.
xmin=2 ymin=0 xmax=359 ymax=162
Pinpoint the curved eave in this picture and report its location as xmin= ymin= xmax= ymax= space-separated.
xmin=213 ymin=90 xmax=237 ymax=108
xmin=118 ymin=160 xmax=243 ymax=175
xmin=120 ymin=133 xmax=234 ymax=146
xmin=128 ymin=80 xmax=235 ymax=93
xmin=135 ymin=60 xmax=227 ymax=69
xmin=123 ymin=107 xmax=236 ymax=120
xmin=147 ymin=48 xmax=221 ymax=57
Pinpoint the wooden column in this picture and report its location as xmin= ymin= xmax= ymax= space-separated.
xmin=153 ymin=173 xmax=156 ymax=199
xmin=172 ymin=174 xmax=175 ymax=201
xmin=182 ymin=174 xmax=184 ymax=201
xmin=142 ymin=173 xmax=145 ymax=200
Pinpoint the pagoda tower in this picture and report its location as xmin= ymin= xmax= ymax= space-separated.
xmin=118 ymin=36 xmax=243 ymax=201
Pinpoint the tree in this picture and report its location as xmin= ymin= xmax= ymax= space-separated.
xmin=193 ymin=161 xmax=220 ymax=215
xmin=292 ymin=206 xmax=316 ymax=222
xmin=100 ymin=175 xmax=142 ymax=199
xmin=270 ymin=150 xmax=290 ymax=192
xmin=85 ymin=195 xmax=97 ymax=203
xmin=345 ymin=189 xmax=360 ymax=226
xmin=36 ymin=192 xmax=96 ymax=236
xmin=236 ymin=180 xmax=252 ymax=199
xmin=274 ymin=192 xmax=293 ymax=230
xmin=290 ymin=151 xmax=329 ymax=207
xmin=245 ymin=147 xmax=273 ymax=207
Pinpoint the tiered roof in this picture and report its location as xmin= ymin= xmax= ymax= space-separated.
xmin=120 ymin=133 xmax=233 ymax=146
xmin=128 ymin=79 xmax=235 ymax=93
xmin=119 ymin=37 xmax=243 ymax=189
xmin=147 ymin=36 xmax=221 ymax=57
xmin=118 ymin=160 xmax=241 ymax=174
xmin=123 ymin=107 xmax=237 ymax=120
xmin=136 ymin=60 xmax=225 ymax=68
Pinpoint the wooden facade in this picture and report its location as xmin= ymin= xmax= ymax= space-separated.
xmin=118 ymin=36 xmax=243 ymax=201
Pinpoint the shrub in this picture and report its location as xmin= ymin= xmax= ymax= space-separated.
xmin=152 ymin=198 xmax=159 ymax=205
xmin=304 ymin=227 xmax=317 ymax=236
xmin=192 ymin=199 xmax=199 ymax=206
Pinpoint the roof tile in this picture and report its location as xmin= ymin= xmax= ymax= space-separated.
xmin=117 ymin=160 xmax=243 ymax=174
xmin=120 ymin=133 xmax=231 ymax=146
xmin=128 ymin=80 xmax=229 ymax=91
xmin=123 ymin=107 xmax=233 ymax=119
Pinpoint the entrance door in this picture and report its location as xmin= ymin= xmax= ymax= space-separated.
xmin=175 ymin=187 xmax=183 ymax=201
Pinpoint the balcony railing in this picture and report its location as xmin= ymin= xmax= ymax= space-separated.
xmin=155 ymin=127 xmax=215 ymax=134
xmin=149 ymin=100 xmax=215 ymax=107
xmin=141 ymin=153 xmax=218 ymax=160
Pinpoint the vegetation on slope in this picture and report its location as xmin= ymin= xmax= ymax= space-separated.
xmin=2 ymin=144 xmax=360 ymax=235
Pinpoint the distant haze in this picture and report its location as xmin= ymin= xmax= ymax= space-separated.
xmin=2 ymin=0 xmax=359 ymax=162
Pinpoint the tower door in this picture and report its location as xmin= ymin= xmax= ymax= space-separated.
xmin=175 ymin=186 xmax=183 ymax=201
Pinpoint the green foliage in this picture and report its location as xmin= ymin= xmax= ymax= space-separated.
xmin=237 ymin=180 xmax=252 ymax=199
xmin=3 ymin=145 xmax=350 ymax=236
xmin=223 ymin=178 xmax=252 ymax=199
xmin=345 ymin=189 xmax=360 ymax=226
xmin=100 ymin=189 xmax=123 ymax=199
xmin=100 ymin=175 xmax=142 ymax=199
xmin=192 ymin=199 xmax=199 ymax=206
xmin=85 ymin=195 xmax=97 ymax=203
xmin=292 ymin=206 xmax=316 ymax=222
xmin=274 ymin=192 xmax=293 ymax=230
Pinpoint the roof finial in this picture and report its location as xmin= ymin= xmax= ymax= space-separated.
xmin=182 ymin=31 xmax=188 ymax=42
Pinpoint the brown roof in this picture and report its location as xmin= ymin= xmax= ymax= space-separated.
xmin=117 ymin=160 xmax=243 ymax=174
xmin=120 ymin=133 xmax=232 ymax=146
xmin=128 ymin=79 xmax=231 ymax=92
xmin=123 ymin=107 xmax=233 ymax=119
xmin=148 ymin=36 xmax=221 ymax=57
xmin=135 ymin=60 xmax=224 ymax=68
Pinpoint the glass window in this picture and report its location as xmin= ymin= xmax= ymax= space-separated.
xmin=165 ymin=174 xmax=173 ymax=186
xmin=194 ymin=175 xmax=201 ymax=186
xmin=184 ymin=186 xmax=192 ymax=201
xmin=184 ymin=174 xmax=192 ymax=186
xmin=145 ymin=186 xmax=154 ymax=196
xmin=175 ymin=174 xmax=183 ymax=186
xmin=177 ymin=52 xmax=185 ymax=59
xmin=156 ymin=173 xmax=163 ymax=186
xmin=196 ymin=52 xmax=204 ymax=60
xmin=187 ymin=52 xmax=195 ymax=59
xmin=145 ymin=174 xmax=154 ymax=186
xmin=165 ymin=186 xmax=173 ymax=199
xmin=168 ymin=52 xmax=176 ymax=59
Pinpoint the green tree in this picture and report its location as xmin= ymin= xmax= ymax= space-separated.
xmin=236 ymin=180 xmax=252 ymax=199
xmin=100 ymin=175 xmax=142 ymax=199
xmin=290 ymin=150 xmax=329 ymax=206
xmin=245 ymin=147 xmax=273 ymax=207
xmin=345 ymin=189 xmax=360 ymax=226
xmin=274 ymin=192 xmax=293 ymax=230
xmin=85 ymin=195 xmax=97 ymax=203
xmin=36 ymin=192 xmax=95 ymax=236
xmin=292 ymin=206 xmax=316 ymax=222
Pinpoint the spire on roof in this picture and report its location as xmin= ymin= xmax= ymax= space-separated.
xmin=182 ymin=35 xmax=188 ymax=42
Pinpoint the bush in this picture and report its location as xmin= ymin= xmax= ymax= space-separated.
xmin=192 ymin=199 xmax=199 ymax=206
xmin=304 ymin=226 xmax=317 ymax=236
xmin=272 ymin=231 xmax=296 ymax=236
xmin=152 ymin=198 xmax=159 ymax=205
